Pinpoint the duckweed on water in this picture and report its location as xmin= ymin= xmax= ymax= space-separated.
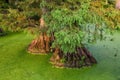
xmin=0 ymin=31 xmax=120 ymax=80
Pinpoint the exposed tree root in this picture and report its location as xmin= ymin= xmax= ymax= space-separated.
xmin=50 ymin=48 xmax=64 ymax=67
xmin=50 ymin=47 xmax=97 ymax=68
xmin=28 ymin=32 xmax=51 ymax=54
xmin=28 ymin=17 xmax=52 ymax=54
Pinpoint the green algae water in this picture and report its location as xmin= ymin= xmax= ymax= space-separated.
xmin=0 ymin=31 xmax=120 ymax=80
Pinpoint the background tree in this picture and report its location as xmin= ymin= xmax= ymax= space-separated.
xmin=0 ymin=0 xmax=41 ymax=32
xmin=116 ymin=0 xmax=120 ymax=9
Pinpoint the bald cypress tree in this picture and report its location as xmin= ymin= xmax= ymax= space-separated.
xmin=28 ymin=0 xmax=109 ymax=68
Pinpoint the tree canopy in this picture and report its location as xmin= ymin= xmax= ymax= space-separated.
xmin=40 ymin=0 xmax=109 ymax=53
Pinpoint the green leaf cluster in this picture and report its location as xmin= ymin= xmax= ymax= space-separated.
xmin=53 ymin=29 xmax=84 ymax=53
xmin=0 ymin=0 xmax=41 ymax=32
xmin=42 ymin=0 xmax=109 ymax=54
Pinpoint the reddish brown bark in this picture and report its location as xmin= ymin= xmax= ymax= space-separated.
xmin=50 ymin=47 xmax=97 ymax=68
xmin=50 ymin=47 xmax=64 ymax=67
xmin=28 ymin=33 xmax=51 ymax=54
xmin=28 ymin=17 xmax=51 ymax=54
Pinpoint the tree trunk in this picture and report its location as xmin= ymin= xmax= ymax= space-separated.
xmin=50 ymin=47 xmax=97 ymax=68
xmin=28 ymin=17 xmax=51 ymax=54
xmin=27 ymin=0 xmax=52 ymax=54
xmin=28 ymin=33 xmax=50 ymax=54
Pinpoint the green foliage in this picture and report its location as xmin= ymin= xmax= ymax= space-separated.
xmin=53 ymin=30 xmax=84 ymax=53
xmin=0 ymin=9 xmax=24 ymax=32
xmin=90 ymin=1 xmax=120 ymax=30
xmin=0 ymin=0 xmax=41 ymax=32
xmin=40 ymin=0 xmax=47 ymax=8
xmin=43 ymin=0 xmax=109 ymax=53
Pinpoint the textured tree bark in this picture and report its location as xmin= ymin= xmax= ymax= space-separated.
xmin=50 ymin=47 xmax=64 ymax=67
xmin=50 ymin=47 xmax=97 ymax=68
xmin=28 ymin=17 xmax=51 ymax=54
xmin=28 ymin=33 xmax=50 ymax=54
xmin=28 ymin=0 xmax=51 ymax=54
